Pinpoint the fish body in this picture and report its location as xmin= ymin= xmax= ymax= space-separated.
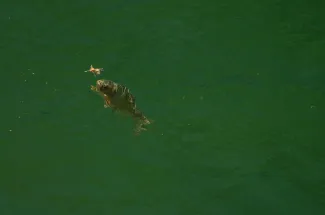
xmin=91 ymin=79 xmax=151 ymax=134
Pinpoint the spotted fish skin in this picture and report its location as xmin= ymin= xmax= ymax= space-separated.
xmin=91 ymin=79 xmax=151 ymax=134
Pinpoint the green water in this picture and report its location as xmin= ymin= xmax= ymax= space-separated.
xmin=2 ymin=0 xmax=325 ymax=214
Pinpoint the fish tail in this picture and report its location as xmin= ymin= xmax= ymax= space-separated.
xmin=132 ymin=109 xmax=153 ymax=135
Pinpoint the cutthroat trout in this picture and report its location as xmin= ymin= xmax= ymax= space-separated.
xmin=91 ymin=79 xmax=152 ymax=135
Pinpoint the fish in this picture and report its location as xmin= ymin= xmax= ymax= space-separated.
xmin=90 ymin=79 xmax=152 ymax=135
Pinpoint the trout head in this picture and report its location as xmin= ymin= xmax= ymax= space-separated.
xmin=96 ymin=79 xmax=117 ymax=96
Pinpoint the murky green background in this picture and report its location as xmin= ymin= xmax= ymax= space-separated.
xmin=2 ymin=0 xmax=325 ymax=214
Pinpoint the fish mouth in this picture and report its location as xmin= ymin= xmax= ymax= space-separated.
xmin=95 ymin=80 xmax=103 ymax=92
